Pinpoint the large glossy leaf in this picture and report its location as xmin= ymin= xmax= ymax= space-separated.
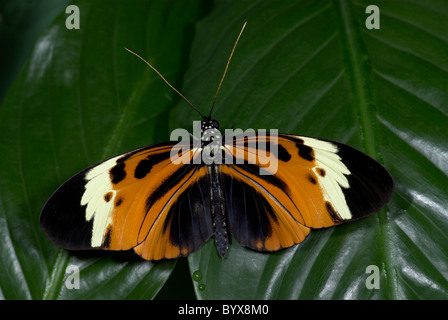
xmin=0 ymin=0 xmax=201 ymax=299
xmin=0 ymin=0 xmax=72 ymax=102
xmin=1 ymin=0 xmax=447 ymax=300
xmin=173 ymin=0 xmax=447 ymax=299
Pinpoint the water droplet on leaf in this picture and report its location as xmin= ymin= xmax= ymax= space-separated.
xmin=192 ymin=270 xmax=202 ymax=282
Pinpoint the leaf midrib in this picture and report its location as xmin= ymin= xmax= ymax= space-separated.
xmin=335 ymin=0 xmax=397 ymax=299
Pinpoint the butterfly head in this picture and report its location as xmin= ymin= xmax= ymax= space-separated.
xmin=200 ymin=117 xmax=220 ymax=131
xmin=200 ymin=117 xmax=221 ymax=151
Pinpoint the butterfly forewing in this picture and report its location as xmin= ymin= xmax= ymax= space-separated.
xmin=40 ymin=141 xmax=214 ymax=260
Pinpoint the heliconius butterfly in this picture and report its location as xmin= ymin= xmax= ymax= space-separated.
xmin=40 ymin=22 xmax=393 ymax=260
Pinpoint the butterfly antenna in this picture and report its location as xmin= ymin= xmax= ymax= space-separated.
xmin=209 ymin=21 xmax=247 ymax=119
xmin=125 ymin=47 xmax=204 ymax=118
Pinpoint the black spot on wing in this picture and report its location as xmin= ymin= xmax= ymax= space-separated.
xmin=307 ymin=174 xmax=317 ymax=185
xmin=297 ymin=143 xmax=314 ymax=161
xmin=278 ymin=134 xmax=315 ymax=161
xmin=135 ymin=159 xmax=152 ymax=179
xmin=325 ymin=201 xmax=342 ymax=223
xmin=134 ymin=151 xmax=172 ymax=179
xmin=228 ymin=132 xmax=293 ymax=162
xmin=104 ymin=192 xmax=113 ymax=202
xmin=109 ymin=162 xmax=126 ymax=184
xmin=277 ymin=144 xmax=292 ymax=162
xmin=248 ymin=135 xmax=291 ymax=162
xmin=103 ymin=226 xmax=112 ymax=248
xmin=317 ymin=168 xmax=326 ymax=177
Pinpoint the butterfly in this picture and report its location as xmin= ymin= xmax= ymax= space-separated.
xmin=40 ymin=22 xmax=394 ymax=260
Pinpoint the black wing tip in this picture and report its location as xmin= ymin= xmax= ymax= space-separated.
xmin=39 ymin=180 xmax=94 ymax=250
xmin=341 ymin=150 xmax=395 ymax=221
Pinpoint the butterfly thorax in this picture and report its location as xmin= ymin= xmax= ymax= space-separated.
xmin=200 ymin=118 xmax=223 ymax=160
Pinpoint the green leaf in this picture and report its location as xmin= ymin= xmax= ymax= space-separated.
xmin=175 ymin=0 xmax=448 ymax=299
xmin=0 ymin=0 xmax=201 ymax=299
xmin=1 ymin=0 xmax=447 ymax=300
xmin=0 ymin=0 xmax=72 ymax=102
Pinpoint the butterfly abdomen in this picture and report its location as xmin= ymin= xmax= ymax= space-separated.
xmin=208 ymin=164 xmax=229 ymax=258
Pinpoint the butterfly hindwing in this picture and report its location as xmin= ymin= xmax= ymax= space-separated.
xmin=133 ymin=165 xmax=213 ymax=260
xmin=220 ymin=164 xmax=310 ymax=252
xmin=40 ymin=141 xmax=213 ymax=260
